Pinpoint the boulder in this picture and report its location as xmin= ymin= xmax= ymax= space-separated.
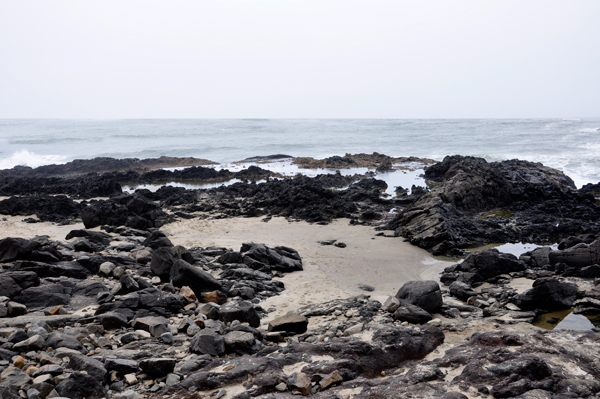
xmin=14 ymin=284 xmax=70 ymax=309
xmin=449 ymin=281 xmax=478 ymax=301
xmin=142 ymin=231 xmax=173 ymax=250
xmin=12 ymin=334 xmax=45 ymax=352
xmin=0 ymin=366 xmax=32 ymax=388
xmin=189 ymin=330 xmax=225 ymax=356
xmin=396 ymin=280 xmax=443 ymax=313
xmin=7 ymin=301 xmax=28 ymax=316
xmin=131 ymin=316 xmax=169 ymax=332
xmin=513 ymin=278 xmax=578 ymax=311
xmin=220 ymin=301 xmax=260 ymax=328
xmin=170 ymin=259 xmax=222 ymax=297
xmin=223 ymin=331 xmax=256 ymax=354
xmin=393 ymin=301 xmax=433 ymax=324
xmin=241 ymin=243 xmax=303 ymax=272
xmin=549 ymin=238 xmax=600 ymax=268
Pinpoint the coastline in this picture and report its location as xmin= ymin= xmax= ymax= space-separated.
xmin=0 ymin=154 xmax=599 ymax=399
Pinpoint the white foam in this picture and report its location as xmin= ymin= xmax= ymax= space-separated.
xmin=0 ymin=150 xmax=67 ymax=170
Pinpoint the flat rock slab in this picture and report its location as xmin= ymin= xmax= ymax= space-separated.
xmin=268 ymin=313 xmax=308 ymax=335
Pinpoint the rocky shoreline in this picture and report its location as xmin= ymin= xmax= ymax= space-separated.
xmin=0 ymin=154 xmax=599 ymax=399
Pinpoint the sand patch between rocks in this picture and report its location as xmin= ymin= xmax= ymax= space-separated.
xmin=161 ymin=217 xmax=452 ymax=317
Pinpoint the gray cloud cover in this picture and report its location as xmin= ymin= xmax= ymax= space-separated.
xmin=0 ymin=0 xmax=598 ymax=118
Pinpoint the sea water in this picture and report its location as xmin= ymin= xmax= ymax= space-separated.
xmin=0 ymin=118 xmax=599 ymax=188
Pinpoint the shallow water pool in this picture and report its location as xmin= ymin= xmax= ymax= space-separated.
xmin=533 ymin=309 xmax=600 ymax=331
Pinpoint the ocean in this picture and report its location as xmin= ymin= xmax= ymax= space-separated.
xmin=0 ymin=118 xmax=599 ymax=188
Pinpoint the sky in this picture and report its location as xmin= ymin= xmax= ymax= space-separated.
xmin=0 ymin=1 xmax=599 ymax=118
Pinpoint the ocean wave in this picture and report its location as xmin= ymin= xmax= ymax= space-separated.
xmin=579 ymin=127 xmax=600 ymax=133
xmin=0 ymin=150 xmax=67 ymax=170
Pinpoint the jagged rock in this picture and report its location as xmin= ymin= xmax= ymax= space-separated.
xmin=392 ymin=156 xmax=597 ymax=255
xmin=14 ymin=284 xmax=70 ymax=309
xmin=268 ymin=313 xmax=308 ymax=335
xmin=12 ymin=334 xmax=45 ymax=352
xmin=241 ymin=243 xmax=303 ymax=272
xmin=7 ymin=301 xmax=27 ymax=316
xmin=197 ymin=303 xmax=221 ymax=320
xmin=131 ymin=316 xmax=169 ymax=332
xmin=287 ymin=371 xmax=311 ymax=395
xmin=0 ymin=271 xmax=39 ymax=299
xmin=442 ymin=249 xmax=526 ymax=286
xmin=319 ymin=370 xmax=343 ymax=390
xmin=142 ymin=231 xmax=173 ymax=249
xmin=395 ymin=280 xmax=443 ymax=313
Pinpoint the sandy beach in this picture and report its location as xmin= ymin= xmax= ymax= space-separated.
xmin=0 ymin=213 xmax=452 ymax=318
xmin=161 ymin=216 xmax=452 ymax=318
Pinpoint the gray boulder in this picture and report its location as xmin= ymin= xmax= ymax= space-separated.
xmin=449 ymin=281 xmax=478 ymax=301
xmin=396 ymin=280 xmax=443 ymax=313
xmin=393 ymin=301 xmax=433 ymax=324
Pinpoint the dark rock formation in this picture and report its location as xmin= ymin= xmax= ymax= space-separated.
xmin=390 ymin=156 xmax=600 ymax=255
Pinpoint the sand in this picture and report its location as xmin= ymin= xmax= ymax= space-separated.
xmin=161 ymin=216 xmax=453 ymax=318
xmin=0 ymin=214 xmax=86 ymax=242
xmin=0 ymin=214 xmax=453 ymax=319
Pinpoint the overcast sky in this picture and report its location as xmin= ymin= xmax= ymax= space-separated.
xmin=0 ymin=1 xmax=598 ymax=118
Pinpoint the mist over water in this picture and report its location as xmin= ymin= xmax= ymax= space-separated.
xmin=0 ymin=118 xmax=599 ymax=188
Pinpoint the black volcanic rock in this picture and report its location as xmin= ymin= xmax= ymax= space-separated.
xmin=391 ymin=156 xmax=600 ymax=255
xmin=513 ymin=278 xmax=578 ymax=311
